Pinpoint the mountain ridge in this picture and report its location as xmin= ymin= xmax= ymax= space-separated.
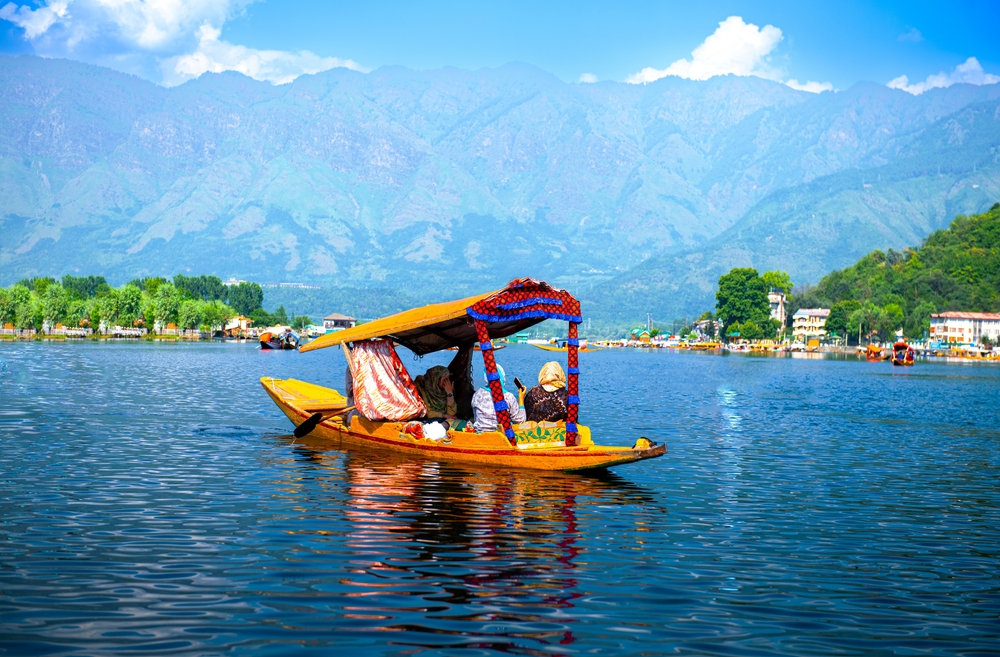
xmin=2 ymin=54 xmax=998 ymax=324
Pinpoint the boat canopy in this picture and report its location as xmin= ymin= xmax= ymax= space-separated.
xmin=300 ymin=278 xmax=582 ymax=356
xmin=299 ymin=278 xmax=585 ymax=447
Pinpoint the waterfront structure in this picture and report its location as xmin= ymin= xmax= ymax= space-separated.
xmin=323 ymin=313 xmax=356 ymax=333
xmin=693 ymin=318 xmax=720 ymax=339
xmin=793 ymin=308 xmax=830 ymax=341
xmin=768 ymin=290 xmax=787 ymax=326
xmin=929 ymin=311 xmax=1000 ymax=346
xmin=225 ymin=315 xmax=253 ymax=334
xmin=631 ymin=328 xmax=651 ymax=343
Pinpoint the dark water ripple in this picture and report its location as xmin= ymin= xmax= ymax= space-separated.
xmin=1 ymin=342 xmax=999 ymax=656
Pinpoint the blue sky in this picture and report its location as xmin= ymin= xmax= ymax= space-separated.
xmin=2 ymin=0 xmax=999 ymax=94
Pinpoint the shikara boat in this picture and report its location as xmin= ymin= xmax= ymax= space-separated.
xmin=865 ymin=344 xmax=883 ymax=361
xmin=261 ymin=278 xmax=666 ymax=471
xmin=259 ymin=327 xmax=300 ymax=350
xmin=534 ymin=344 xmax=603 ymax=353
xmin=890 ymin=341 xmax=915 ymax=366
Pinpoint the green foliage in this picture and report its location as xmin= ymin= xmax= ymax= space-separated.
xmin=716 ymin=268 xmax=771 ymax=336
xmin=153 ymin=284 xmax=181 ymax=327
xmin=173 ymin=275 xmax=228 ymax=302
xmin=291 ymin=315 xmax=312 ymax=329
xmin=228 ymin=281 xmax=264 ymax=316
xmin=739 ymin=320 xmax=764 ymax=340
xmin=0 ymin=288 xmax=14 ymax=326
xmin=825 ymin=300 xmax=860 ymax=337
xmin=761 ymin=271 xmax=794 ymax=297
xmin=793 ymin=204 xmax=1000 ymax=339
xmin=41 ymin=284 xmax=68 ymax=325
xmin=61 ymin=275 xmax=107 ymax=299
xmin=178 ymin=300 xmax=202 ymax=330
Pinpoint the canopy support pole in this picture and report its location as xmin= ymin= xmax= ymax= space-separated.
xmin=566 ymin=321 xmax=580 ymax=446
xmin=475 ymin=319 xmax=516 ymax=445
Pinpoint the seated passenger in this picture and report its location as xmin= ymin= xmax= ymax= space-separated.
xmin=472 ymin=365 xmax=525 ymax=433
xmin=524 ymin=361 xmax=569 ymax=422
xmin=413 ymin=365 xmax=456 ymax=419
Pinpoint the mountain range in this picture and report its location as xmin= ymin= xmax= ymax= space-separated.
xmin=2 ymin=54 xmax=998 ymax=325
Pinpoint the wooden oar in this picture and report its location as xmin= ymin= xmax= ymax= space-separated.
xmin=294 ymin=406 xmax=355 ymax=439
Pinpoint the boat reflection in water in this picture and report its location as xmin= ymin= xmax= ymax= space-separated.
xmin=275 ymin=435 xmax=660 ymax=652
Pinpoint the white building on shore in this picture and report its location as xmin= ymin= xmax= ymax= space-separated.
xmin=929 ymin=311 xmax=1000 ymax=346
xmin=792 ymin=308 xmax=830 ymax=342
xmin=323 ymin=313 xmax=356 ymax=333
xmin=768 ymin=290 xmax=787 ymax=326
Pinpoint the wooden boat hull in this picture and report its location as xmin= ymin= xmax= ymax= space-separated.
xmin=534 ymin=344 xmax=602 ymax=352
xmin=262 ymin=377 xmax=665 ymax=472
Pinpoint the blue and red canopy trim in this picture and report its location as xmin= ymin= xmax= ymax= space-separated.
xmin=467 ymin=278 xmax=582 ymax=446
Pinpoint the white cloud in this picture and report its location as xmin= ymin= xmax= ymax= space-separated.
xmin=163 ymin=24 xmax=364 ymax=86
xmin=625 ymin=15 xmax=833 ymax=93
xmin=898 ymin=27 xmax=923 ymax=43
xmin=0 ymin=0 xmax=364 ymax=85
xmin=626 ymin=16 xmax=783 ymax=84
xmin=785 ymin=79 xmax=833 ymax=93
xmin=578 ymin=72 xmax=597 ymax=83
xmin=0 ymin=0 xmax=68 ymax=38
xmin=888 ymin=57 xmax=1000 ymax=95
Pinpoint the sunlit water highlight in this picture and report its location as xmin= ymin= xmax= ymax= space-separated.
xmin=1 ymin=342 xmax=998 ymax=656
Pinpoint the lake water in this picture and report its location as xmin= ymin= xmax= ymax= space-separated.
xmin=1 ymin=342 xmax=998 ymax=656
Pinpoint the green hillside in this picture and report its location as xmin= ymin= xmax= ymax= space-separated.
xmin=790 ymin=202 xmax=1000 ymax=339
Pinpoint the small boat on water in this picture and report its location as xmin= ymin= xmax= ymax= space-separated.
xmin=261 ymin=278 xmax=665 ymax=471
xmin=534 ymin=344 xmax=602 ymax=353
xmin=447 ymin=343 xmax=505 ymax=351
xmin=865 ymin=344 xmax=883 ymax=361
xmin=890 ymin=341 xmax=915 ymax=366
xmin=260 ymin=327 xmax=300 ymax=350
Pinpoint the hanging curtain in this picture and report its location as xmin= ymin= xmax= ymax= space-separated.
xmin=350 ymin=339 xmax=426 ymax=421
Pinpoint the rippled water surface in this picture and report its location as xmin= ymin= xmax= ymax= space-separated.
xmin=1 ymin=342 xmax=999 ymax=656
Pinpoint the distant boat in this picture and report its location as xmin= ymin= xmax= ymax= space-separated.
xmin=534 ymin=344 xmax=602 ymax=353
xmin=865 ymin=344 xmax=883 ymax=361
xmin=890 ymin=341 xmax=915 ymax=366
xmin=260 ymin=327 xmax=300 ymax=350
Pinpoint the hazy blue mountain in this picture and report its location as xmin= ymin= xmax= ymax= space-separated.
xmin=1 ymin=54 xmax=998 ymax=325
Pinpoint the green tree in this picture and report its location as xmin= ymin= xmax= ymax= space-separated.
xmin=0 ymin=288 xmax=14 ymax=327
xmin=174 ymin=274 xmax=227 ymax=302
xmin=847 ymin=302 xmax=882 ymax=343
xmin=878 ymin=303 xmax=905 ymax=341
xmin=905 ymin=301 xmax=937 ymax=339
xmin=200 ymin=300 xmax=235 ymax=332
xmin=178 ymin=300 xmax=202 ymax=330
xmin=272 ymin=305 xmax=289 ymax=325
xmin=825 ymin=300 xmax=861 ymax=338
xmin=761 ymin=270 xmax=794 ymax=297
xmin=66 ymin=299 xmax=91 ymax=328
xmin=10 ymin=285 xmax=36 ymax=330
xmin=248 ymin=307 xmax=274 ymax=328
xmin=118 ymin=284 xmax=144 ymax=327
xmin=153 ymin=283 xmax=181 ymax=328
xmin=41 ymin=284 xmax=68 ymax=327
xmin=62 ymin=275 xmax=107 ymax=299
xmin=228 ymin=281 xmax=264 ymax=315
xmin=716 ymin=268 xmax=770 ymax=337
xmin=740 ymin=320 xmax=764 ymax=340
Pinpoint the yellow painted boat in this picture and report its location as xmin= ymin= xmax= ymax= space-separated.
xmin=534 ymin=344 xmax=603 ymax=352
xmin=262 ymin=278 xmax=665 ymax=472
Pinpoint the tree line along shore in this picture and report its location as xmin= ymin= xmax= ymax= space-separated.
xmin=0 ymin=275 xmax=302 ymax=338
xmin=672 ymin=203 xmax=1000 ymax=347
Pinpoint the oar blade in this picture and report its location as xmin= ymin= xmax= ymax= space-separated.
xmin=294 ymin=412 xmax=323 ymax=438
